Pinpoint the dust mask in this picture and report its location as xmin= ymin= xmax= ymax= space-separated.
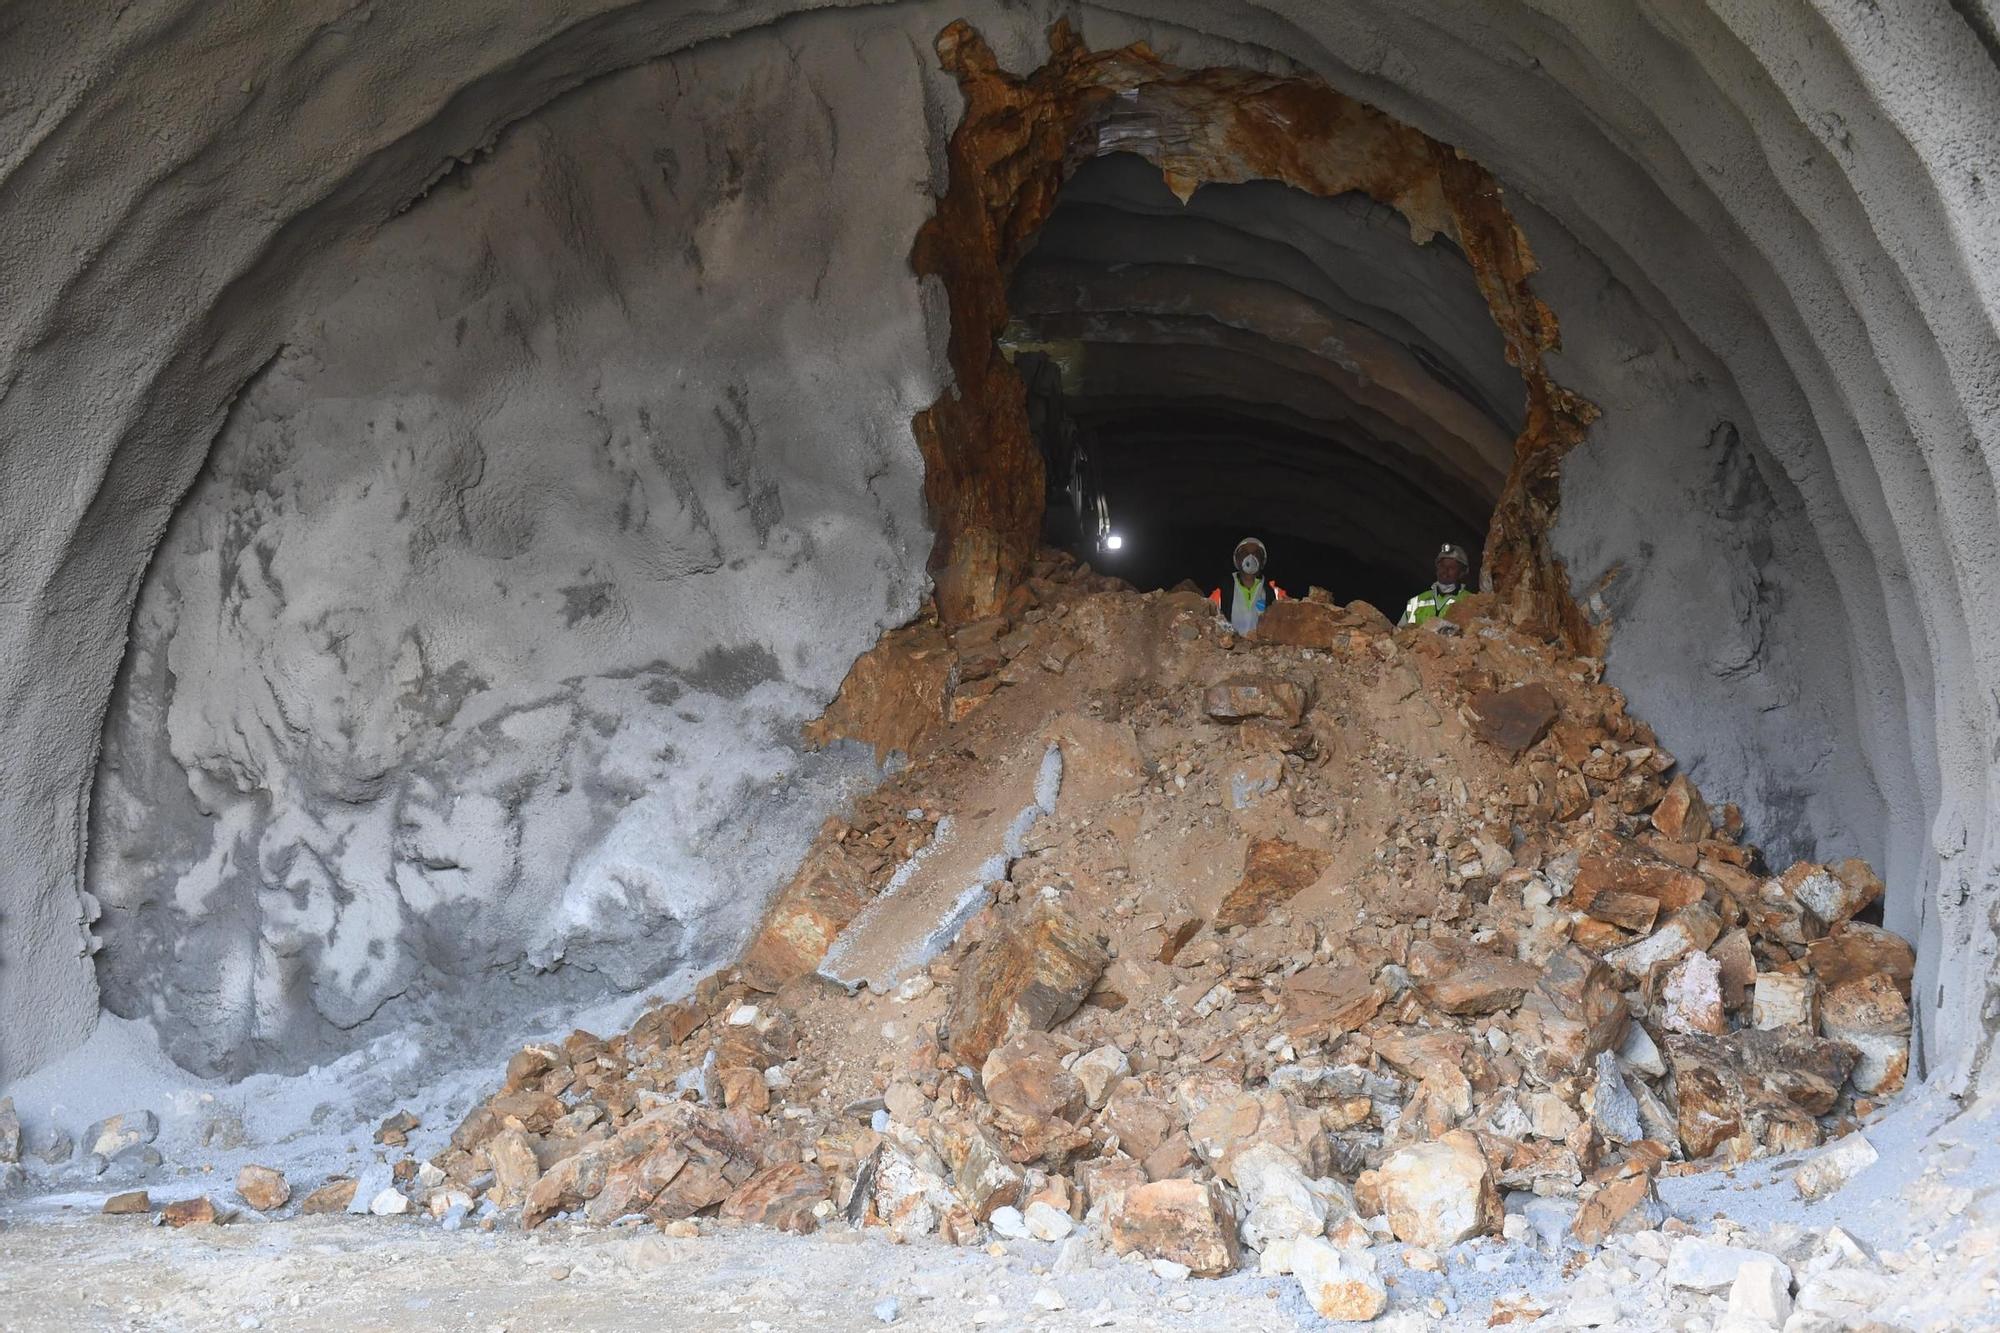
xmin=1239 ymin=555 xmax=1261 ymax=576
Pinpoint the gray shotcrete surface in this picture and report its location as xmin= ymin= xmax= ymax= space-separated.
xmin=0 ymin=0 xmax=1997 ymax=1257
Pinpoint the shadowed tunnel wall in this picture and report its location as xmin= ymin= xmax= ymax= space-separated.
xmin=1 ymin=1 xmax=1995 ymax=1091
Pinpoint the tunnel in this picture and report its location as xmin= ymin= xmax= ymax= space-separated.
xmin=1 ymin=0 xmax=1998 ymax=1313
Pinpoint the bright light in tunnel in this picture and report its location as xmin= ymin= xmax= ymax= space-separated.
xmin=1104 ymin=533 xmax=1123 ymax=551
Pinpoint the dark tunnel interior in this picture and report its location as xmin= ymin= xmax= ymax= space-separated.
xmin=1007 ymin=154 xmax=1521 ymax=614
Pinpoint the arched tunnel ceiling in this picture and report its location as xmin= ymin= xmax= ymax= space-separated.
xmin=1005 ymin=153 xmax=1517 ymax=580
xmin=0 ymin=1 xmax=1995 ymax=1098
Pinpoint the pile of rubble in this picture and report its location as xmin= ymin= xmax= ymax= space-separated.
xmin=83 ymin=552 xmax=1919 ymax=1323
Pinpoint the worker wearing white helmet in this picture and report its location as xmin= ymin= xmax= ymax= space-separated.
xmin=1207 ymin=536 xmax=1288 ymax=634
xmin=1400 ymin=543 xmax=1472 ymax=627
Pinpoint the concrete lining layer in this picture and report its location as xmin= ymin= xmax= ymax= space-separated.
xmin=0 ymin=1 xmax=1995 ymax=1088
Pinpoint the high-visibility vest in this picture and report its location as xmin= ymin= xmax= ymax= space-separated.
xmin=1400 ymin=585 xmax=1464 ymax=627
xmin=1208 ymin=578 xmax=1288 ymax=633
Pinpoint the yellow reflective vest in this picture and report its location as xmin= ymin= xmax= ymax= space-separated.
xmin=1400 ymin=585 xmax=1464 ymax=627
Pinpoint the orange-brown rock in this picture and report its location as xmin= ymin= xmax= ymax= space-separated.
xmin=720 ymin=1163 xmax=828 ymax=1234
xmin=234 ymin=1164 xmax=290 ymax=1212
xmin=1417 ymin=950 xmax=1539 ymax=1015
xmin=160 ymin=1196 xmax=222 ymax=1228
xmin=1820 ymin=972 xmax=1910 ymax=1095
xmin=1582 ymin=890 xmax=1659 ymax=934
xmin=1253 ymin=599 xmax=1353 ymax=649
xmin=1214 ymin=838 xmax=1330 ymax=929
xmin=102 ymin=1190 xmax=150 ymax=1215
xmin=1569 ymin=1157 xmax=1660 ymax=1247
xmin=1806 ymin=924 xmax=1916 ymax=996
xmin=740 ymin=855 xmax=870 ymax=993
xmin=718 ymin=1066 xmax=771 ymax=1114
xmin=1572 ymin=834 xmax=1707 ymax=918
xmin=1650 ymin=774 xmax=1712 ymax=842
xmin=945 ymin=901 xmax=1108 ymax=1065
xmin=485 ymin=1126 xmax=543 ymax=1207
xmin=982 ymin=1034 xmax=1084 ymax=1122
xmin=1513 ymin=943 xmax=1629 ymax=1082
xmin=300 ymin=1178 xmax=358 ymax=1215
xmin=1469 ymin=684 xmax=1559 ymax=759
xmin=1710 ymin=929 xmax=1758 ymax=1011
xmin=1107 ymin=1179 xmax=1241 ymax=1277
xmin=803 ymin=621 xmax=954 ymax=759
xmin=1666 ymin=1036 xmax=1744 ymax=1161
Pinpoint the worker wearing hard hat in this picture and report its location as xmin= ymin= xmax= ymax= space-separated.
xmin=1400 ymin=543 xmax=1472 ymax=627
xmin=1208 ymin=536 xmax=1287 ymax=634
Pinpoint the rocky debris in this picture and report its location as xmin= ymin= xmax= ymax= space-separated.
xmin=102 ymin=1190 xmax=150 ymax=1215
xmin=1468 ymin=683 xmax=1558 ymax=758
xmin=0 ymin=1098 xmax=17 ymax=1165
xmin=235 ymin=1164 xmax=290 ymax=1212
xmin=84 ymin=1110 xmax=157 ymax=1159
xmin=369 ymin=1188 xmax=413 ymax=1216
xmin=1292 ymin=1236 xmax=1388 ymax=1321
xmin=160 ymin=1196 xmax=222 ymax=1227
xmin=1212 ymin=838 xmax=1328 ymax=928
xmin=375 ymin=1109 xmax=421 ymax=1146
xmin=1728 ymin=1257 xmax=1794 ymax=1327
xmin=1663 ymin=1237 xmax=1791 ymax=1294
xmin=1107 ymin=1179 xmax=1240 ymax=1277
xmin=400 ymin=556 xmax=1919 ymax=1283
xmin=1375 ymin=1132 xmax=1499 ymax=1248
xmin=1794 ymin=1132 xmax=1878 ymax=1201
xmin=945 ymin=901 xmax=1107 ymax=1065
xmin=300 ymin=1178 xmax=359 ymax=1214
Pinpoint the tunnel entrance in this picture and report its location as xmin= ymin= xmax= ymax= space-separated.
xmin=1002 ymin=154 xmax=1518 ymax=611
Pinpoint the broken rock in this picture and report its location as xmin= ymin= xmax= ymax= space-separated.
xmin=1417 ymin=949 xmax=1539 ymax=1016
xmin=1213 ymin=838 xmax=1330 ymax=929
xmin=1751 ymin=973 xmax=1819 ymax=1031
xmin=945 ymin=902 xmax=1108 ymax=1066
xmin=1794 ymin=1132 xmax=1878 ymax=1201
xmin=1203 ymin=677 xmax=1308 ymax=726
xmin=103 ymin=1190 xmax=150 ymax=1215
xmin=161 ymin=1196 xmax=222 ymax=1227
xmin=720 ymin=1163 xmax=827 ymax=1234
xmin=1377 ymin=1131 xmax=1499 ymax=1248
xmin=1469 ymin=683 xmax=1559 ymax=759
xmin=1292 ymin=1237 xmax=1388 ymax=1321
xmin=1819 ymin=972 xmax=1910 ymax=1094
xmin=1664 ymin=1238 xmax=1792 ymax=1295
xmin=1660 ymin=951 xmax=1727 ymax=1036
xmin=84 ymin=1110 xmax=158 ymax=1159
xmin=235 ymin=1164 xmax=290 ymax=1212
xmin=1108 ymin=1179 xmax=1241 ymax=1277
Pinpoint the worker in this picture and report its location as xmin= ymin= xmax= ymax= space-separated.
xmin=1208 ymin=536 xmax=1286 ymax=634
xmin=1400 ymin=543 xmax=1472 ymax=627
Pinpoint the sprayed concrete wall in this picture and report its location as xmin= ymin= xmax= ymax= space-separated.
xmin=1 ymin=1 xmax=1996 ymax=1092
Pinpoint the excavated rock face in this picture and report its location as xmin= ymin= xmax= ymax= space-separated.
xmin=0 ymin=2 xmax=1996 ymax=1098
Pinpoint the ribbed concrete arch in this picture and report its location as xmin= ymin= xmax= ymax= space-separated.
xmin=0 ymin=1 xmax=1994 ymax=1090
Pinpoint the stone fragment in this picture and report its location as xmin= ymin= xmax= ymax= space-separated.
xmin=1582 ymin=890 xmax=1658 ymax=934
xmin=1573 ymin=835 xmax=1707 ymax=918
xmin=928 ymin=1117 xmax=1024 ymax=1222
xmin=1232 ymin=1144 xmax=1327 ymax=1251
xmin=981 ymin=1034 xmax=1083 ymax=1121
xmin=1107 ymin=1179 xmax=1241 ymax=1277
xmin=1666 ymin=1035 xmax=1744 ymax=1160
xmin=1156 ymin=916 xmax=1203 ymax=964
xmin=503 ymin=1044 xmax=561 ymax=1092
xmin=1589 ymin=1050 xmax=1644 ymax=1144
xmin=1377 ymin=1131 xmax=1499 ymax=1248
xmin=161 ymin=1196 xmax=221 ymax=1227
xmin=1072 ymin=1045 xmax=1130 ymax=1110
xmin=1710 ymin=929 xmax=1757 ymax=1010
xmin=1794 ymin=1132 xmax=1877 ymax=1201
xmin=1751 ymin=973 xmax=1818 ymax=1031
xmin=28 ymin=1126 xmax=72 ymax=1166
xmin=1795 ymin=858 xmax=1882 ymax=929
xmin=1417 ymin=950 xmax=1539 ymax=1015
xmin=1819 ymin=973 xmax=1910 ymax=1094
xmin=1732 ymin=1028 xmax=1858 ymax=1116
xmin=1253 ymin=600 xmax=1350 ymax=650
xmin=1213 ymin=838 xmax=1330 ymax=929
xmin=1292 ymin=1237 xmax=1388 ymax=1322
xmin=1604 ymin=903 xmax=1721 ymax=981
xmin=1650 ymin=775 xmax=1712 ymax=842
xmin=103 ymin=1190 xmax=150 ymax=1215
xmin=803 ymin=620 xmax=952 ymax=762
xmin=1728 ymin=1257 xmax=1794 ymax=1327
xmin=945 ymin=902 xmax=1108 ymax=1065
xmin=741 ymin=858 xmax=869 ymax=993
xmin=369 ymin=1188 xmax=412 ymax=1216
xmin=1513 ymin=943 xmax=1629 ymax=1082
xmin=1203 ymin=677 xmax=1307 ymax=726
xmin=718 ymin=1065 xmax=771 ymax=1114
xmin=0 ymin=1098 xmax=17 ymax=1165
xmin=1617 ymin=1022 xmax=1666 ymax=1078
xmin=1469 ymin=684 xmax=1559 ymax=759
xmin=485 ymin=1126 xmax=543 ymax=1206
xmin=1073 ymin=1155 xmax=1148 ymax=1214
xmin=1665 ymin=1238 xmax=1792 ymax=1295
xmin=1804 ymin=924 xmax=1915 ymax=995
xmin=235 ymin=1164 xmax=290 ymax=1212
xmin=1568 ymin=1162 xmax=1656 ymax=1248
xmin=84 ymin=1110 xmax=158 ymax=1159
xmin=1023 ymin=1199 xmax=1074 ymax=1241
xmin=1660 ymin=951 xmax=1726 ymax=1036
xmin=300 ymin=1178 xmax=358 ymax=1214
xmin=720 ymin=1163 xmax=827 ymax=1234
xmin=1745 ymin=863 xmax=1834 ymax=946
xmin=375 ymin=1109 xmax=419 ymax=1146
